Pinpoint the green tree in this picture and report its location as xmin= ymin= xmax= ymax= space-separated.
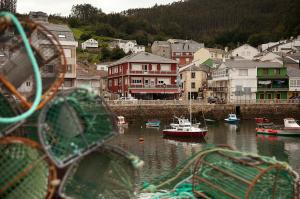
xmin=100 ymin=47 xmax=111 ymax=61
xmin=111 ymin=47 xmax=126 ymax=60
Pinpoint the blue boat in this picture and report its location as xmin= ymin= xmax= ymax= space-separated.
xmin=146 ymin=119 xmax=160 ymax=128
xmin=224 ymin=114 xmax=240 ymax=123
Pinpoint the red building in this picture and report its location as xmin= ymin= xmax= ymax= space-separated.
xmin=169 ymin=39 xmax=204 ymax=67
xmin=108 ymin=52 xmax=179 ymax=99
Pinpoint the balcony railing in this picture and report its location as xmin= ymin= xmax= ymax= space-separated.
xmin=257 ymin=75 xmax=288 ymax=79
xmin=130 ymin=70 xmax=176 ymax=75
xmin=207 ymin=87 xmax=228 ymax=92
xmin=129 ymin=84 xmax=178 ymax=89
xmin=257 ymin=87 xmax=289 ymax=91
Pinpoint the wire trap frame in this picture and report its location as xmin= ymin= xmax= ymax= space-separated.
xmin=0 ymin=136 xmax=57 ymax=199
xmin=38 ymin=88 xmax=118 ymax=168
xmin=59 ymin=144 xmax=142 ymax=199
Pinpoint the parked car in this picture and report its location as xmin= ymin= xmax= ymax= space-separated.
xmin=117 ymin=96 xmax=138 ymax=101
xmin=207 ymin=96 xmax=218 ymax=104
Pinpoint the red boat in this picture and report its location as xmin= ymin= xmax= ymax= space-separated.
xmin=255 ymin=117 xmax=273 ymax=126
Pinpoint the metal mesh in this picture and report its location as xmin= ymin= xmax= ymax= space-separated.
xmin=59 ymin=144 xmax=141 ymax=199
xmin=0 ymin=18 xmax=66 ymax=110
xmin=38 ymin=88 xmax=118 ymax=168
xmin=0 ymin=137 xmax=57 ymax=199
xmin=192 ymin=147 xmax=298 ymax=199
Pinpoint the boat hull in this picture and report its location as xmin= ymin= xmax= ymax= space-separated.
xmin=256 ymin=127 xmax=300 ymax=136
xmin=162 ymin=130 xmax=207 ymax=137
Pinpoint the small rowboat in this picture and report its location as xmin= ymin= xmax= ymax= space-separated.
xmin=145 ymin=119 xmax=160 ymax=128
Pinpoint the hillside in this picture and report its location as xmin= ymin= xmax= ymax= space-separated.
xmin=61 ymin=0 xmax=300 ymax=50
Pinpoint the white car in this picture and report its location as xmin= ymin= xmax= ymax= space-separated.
xmin=118 ymin=97 xmax=138 ymax=101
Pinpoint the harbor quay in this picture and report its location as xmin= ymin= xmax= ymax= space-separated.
xmin=107 ymin=100 xmax=300 ymax=122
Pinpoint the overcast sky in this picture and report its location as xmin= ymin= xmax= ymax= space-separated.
xmin=18 ymin=0 xmax=178 ymax=16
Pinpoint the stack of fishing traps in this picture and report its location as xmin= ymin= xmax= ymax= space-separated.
xmin=0 ymin=13 xmax=141 ymax=199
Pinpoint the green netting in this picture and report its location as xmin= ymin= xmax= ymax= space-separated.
xmin=38 ymin=88 xmax=118 ymax=168
xmin=0 ymin=137 xmax=56 ymax=199
xmin=59 ymin=144 xmax=142 ymax=199
xmin=0 ymin=93 xmax=21 ymax=137
xmin=193 ymin=148 xmax=297 ymax=199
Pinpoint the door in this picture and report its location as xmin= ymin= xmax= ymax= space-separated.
xmin=144 ymin=79 xmax=150 ymax=87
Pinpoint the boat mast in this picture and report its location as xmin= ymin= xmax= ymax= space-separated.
xmin=189 ymin=64 xmax=192 ymax=126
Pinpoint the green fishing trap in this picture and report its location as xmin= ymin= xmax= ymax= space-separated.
xmin=0 ymin=92 xmax=23 ymax=137
xmin=0 ymin=137 xmax=57 ymax=199
xmin=59 ymin=144 xmax=142 ymax=199
xmin=192 ymin=147 xmax=300 ymax=199
xmin=38 ymin=88 xmax=118 ymax=168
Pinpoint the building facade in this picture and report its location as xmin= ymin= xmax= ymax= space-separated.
xmin=151 ymin=41 xmax=171 ymax=59
xmin=179 ymin=63 xmax=209 ymax=100
xmin=256 ymin=62 xmax=288 ymax=100
xmin=81 ymin=38 xmax=98 ymax=50
xmin=231 ymin=44 xmax=259 ymax=60
xmin=110 ymin=39 xmax=145 ymax=54
xmin=209 ymin=60 xmax=258 ymax=103
xmin=287 ymin=67 xmax=300 ymax=99
xmin=107 ymin=52 xmax=179 ymax=100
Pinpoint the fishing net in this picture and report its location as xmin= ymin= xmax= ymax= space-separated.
xmin=192 ymin=147 xmax=299 ymax=199
xmin=0 ymin=17 xmax=66 ymax=110
xmin=38 ymin=88 xmax=118 ymax=168
xmin=59 ymin=144 xmax=142 ymax=199
xmin=0 ymin=92 xmax=23 ymax=137
xmin=0 ymin=136 xmax=57 ymax=199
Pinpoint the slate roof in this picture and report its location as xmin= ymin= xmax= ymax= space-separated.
xmin=41 ymin=23 xmax=75 ymax=42
xmin=109 ymin=52 xmax=177 ymax=66
xmin=287 ymin=67 xmax=300 ymax=77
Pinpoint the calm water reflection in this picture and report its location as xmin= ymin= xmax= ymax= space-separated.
xmin=109 ymin=120 xmax=300 ymax=182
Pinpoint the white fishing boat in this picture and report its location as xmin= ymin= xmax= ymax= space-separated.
xmin=256 ymin=118 xmax=300 ymax=136
xmin=117 ymin=116 xmax=128 ymax=127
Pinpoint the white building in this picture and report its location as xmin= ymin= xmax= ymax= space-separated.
xmin=287 ymin=67 xmax=300 ymax=98
xmin=209 ymin=60 xmax=258 ymax=102
xmin=231 ymin=44 xmax=259 ymax=60
xmin=110 ymin=39 xmax=145 ymax=54
xmin=81 ymin=38 xmax=98 ymax=50
xmin=253 ymin=51 xmax=282 ymax=63
xmin=259 ymin=37 xmax=300 ymax=53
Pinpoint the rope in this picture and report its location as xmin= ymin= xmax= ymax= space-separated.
xmin=0 ymin=12 xmax=42 ymax=123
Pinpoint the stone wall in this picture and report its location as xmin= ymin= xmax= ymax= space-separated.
xmin=109 ymin=104 xmax=300 ymax=123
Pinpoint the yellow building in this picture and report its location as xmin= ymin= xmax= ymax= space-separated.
xmin=193 ymin=48 xmax=226 ymax=63
xmin=179 ymin=63 xmax=209 ymax=100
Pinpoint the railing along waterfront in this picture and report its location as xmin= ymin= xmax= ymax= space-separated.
xmin=106 ymin=99 xmax=300 ymax=106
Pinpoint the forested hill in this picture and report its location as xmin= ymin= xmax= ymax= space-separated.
xmin=124 ymin=0 xmax=300 ymax=47
xmin=63 ymin=0 xmax=300 ymax=48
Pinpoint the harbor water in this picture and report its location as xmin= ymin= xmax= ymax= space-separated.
xmin=108 ymin=120 xmax=300 ymax=182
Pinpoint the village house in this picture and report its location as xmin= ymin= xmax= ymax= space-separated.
xmin=107 ymin=52 xmax=179 ymax=100
xmin=179 ymin=62 xmax=210 ymax=100
xmin=109 ymin=39 xmax=145 ymax=54
xmin=287 ymin=67 xmax=300 ymax=99
xmin=256 ymin=62 xmax=288 ymax=100
xmin=151 ymin=41 xmax=171 ymax=59
xmin=209 ymin=60 xmax=258 ymax=103
xmin=18 ymin=12 xmax=78 ymax=95
xmin=231 ymin=44 xmax=259 ymax=60
xmin=193 ymin=48 xmax=226 ymax=64
xmin=169 ymin=39 xmax=204 ymax=67
xmin=259 ymin=36 xmax=300 ymax=53
xmin=81 ymin=38 xmax=98 ymax=50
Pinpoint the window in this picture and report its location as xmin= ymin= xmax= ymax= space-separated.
xmin=109 ymin=80 xmax=112 ymax=87
xmin=180 ymin=74 xmax=183 ymax=80
xmin=263 ymin=69 xmax=268 ymax=75
xmin=191 ymin=72 xmax=196 ymax=79
xmin=131 ymin=79 xmax=142 ymax=84
xmin=157 ymin=78 xmax=170 ymax=85
xmin=26 ymin=81 xmax=31 ymax=87
xmin=160 ymin=64 xmax=171 ymax=71
xmin=67 ymin=65 xmax=72 ymax=73
xmin=58 ymin=34 xmax=66 ymax=38
xmin=45 ymin=64 xmax=54 ymax=73
xmin=274 ymin=69 xmax=280 ymax=75
xmin=152 ymin=64 xmax=157 ymax=71
xmin=114 ymin=79 xmax=118 ymax=85
xmin=191 ymin=82 xmax=195 ymax=89
xmin=132 ymin=64 xmax=142 ymax=71
xmin=185 ymin=58 xmax=189 ymax=63
xmin=238 ymin=69 xmax=248 ymax=76
xmin=63 ymin=49 xmax=71 ymax=58
xmin=64 ymin=80 xmax=73 ymax=87
xmin=125 ymin=77 xmax=128 ymax=85
xmin=143 ymin=64 xmax=148 ymax=71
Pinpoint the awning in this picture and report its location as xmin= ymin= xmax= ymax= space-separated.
xmin=258 ymin=81 xmax=271 ymax=85
xmin=130 ymin=89 xmax=180 ymax=94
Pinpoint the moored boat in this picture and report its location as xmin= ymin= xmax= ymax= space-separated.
xmin=162 ymin=117 xmax=207 ymax=137
xmin=224 ymin=114 xmax=240 ymax=123
xmin=117 ymin=116 xmax=128 ymax=127
xmin=256 ymin=118 xmax=300 ymax=136
xmin=255 ymin=117 xmax=273 ymax=126
xmin=145 ymin=119 xmax=160 ymax=128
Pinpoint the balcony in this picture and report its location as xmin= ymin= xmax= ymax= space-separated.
xmin=257 ymin=75 xmax=288 ymax=79
xmin=129 ymin=84 xmax=178 ymax=89
xmin=257 ymin=87 xmax=289 ymax=91
xmin=207 ymin=87 xmax=228 ymax=92
xmin=130 ymin=70 xmax=177 ymax=75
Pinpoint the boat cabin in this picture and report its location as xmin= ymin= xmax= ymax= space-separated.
xmin=284 ymin=118 xmax=300 ymax=128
